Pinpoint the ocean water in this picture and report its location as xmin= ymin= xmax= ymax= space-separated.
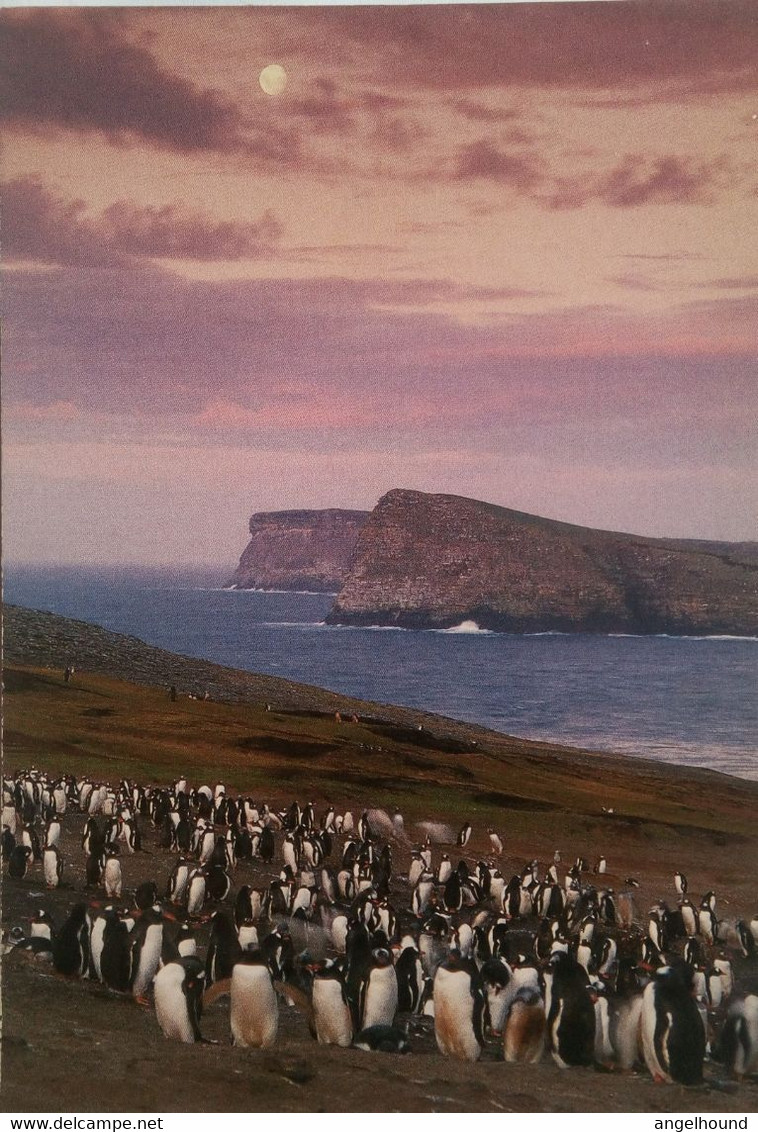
xmin=4 ymin=565 xmax=757 ymax=781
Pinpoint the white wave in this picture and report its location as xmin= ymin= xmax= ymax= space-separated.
xmin=258 ymin=621 xmax=327 ymax=628
xmin=436 ymin=620 xmax=493 ymax=635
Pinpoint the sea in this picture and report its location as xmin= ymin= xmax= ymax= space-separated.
xmin=3 ymin=565 xmax=757 ymax=782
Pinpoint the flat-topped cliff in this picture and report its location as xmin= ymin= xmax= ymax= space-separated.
xmin=326 ymin=489 xmax=758 ymax=635
xmin=228 ymin=508 xmax=370 ymax=592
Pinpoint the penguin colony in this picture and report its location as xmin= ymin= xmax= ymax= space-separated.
xmin=4 ymin=768 xmax=758 ymax=1086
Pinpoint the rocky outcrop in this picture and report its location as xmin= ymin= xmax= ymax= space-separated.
xmin=326 ymin=489 xmax=758 ymax=635
xmin=228 ymin=509 xmax=370 ymax=592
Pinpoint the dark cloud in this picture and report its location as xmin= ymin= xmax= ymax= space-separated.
xmin=606 ymin=274 xmax=661 ymax=292
xmin=543 ymin=155 xmax=731 ymax=210
xmin=2 ymin=176 xmax=283 ymax=266
xmin=455 ymin=140 xmax=543 ymax=191
xmin=313 ymin=2 xmax=758 ymax=95
xmin=5 ymin=265 xmax=753 ymax=425
xmin=694 ymin=275 xmax=758 ymax=290
xmin=597 ymin=155 xmax=727 ymax=207
xmin=0 ymin=10 xmax=299 ymax=161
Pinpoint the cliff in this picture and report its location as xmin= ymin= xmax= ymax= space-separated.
xmin=228 ymin=508 xmax=370 ymax=592
xmin=326 ymin=489 xmax=758 ymax=635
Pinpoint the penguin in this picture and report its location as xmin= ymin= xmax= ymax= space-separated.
xmin=674 ymin=870 xmax=688 ymax=895
xmin=30 ymin=909 xmax=54 ymax=941
xmin=359 ymin=948 xmax=398 ymax=1030
xmin=457 ymin=822 xmax=472 ymax=848
xmin=237 ymin=920 xmax=259 ymax=952
xmin=45 ymin=816 xmax=62 ymax=849
xmin=259 ymin=825 xmax=275 ymax=863
xmin=640 ymin=964 xmax=705 ymax=1085
xmin=154 ymin=956 xmax=206 ymax=1043
xmin=504 ymin=984 xmax=546 ymax=1064
xmin=101 ymin=908 xmax=134 ymax=992
xmin=168 ymin=859 xmax=191 ymax=906
xmin=546 ymin=951 xmax=596 ymax=1068
xmin=175 ymin=922 xmax=197 ymax=958
xmin=102 ymin=848 xmax=122 ymax=898
xmin=488 ymin=830 xmax=503 ymax=856
xmin=131 ymin=905 xmax=165 ymax=1004
xmin=135 ymin=881 xmax=158 ymax=911
xmin=433 ymin=950 xmax=486 ymax=1062
xmin=353 ymin=1024 xmax=410 ymax=1054
xmin=186 ymin=868 xmax=206 ymax=916
xmin=310 ymin=961 xmax=353 ymax=1047
xmin=205 ymin=911 xmax=241 ymax=986
xmin=221 ymin=951 xmax=279 ymax=1049
xmin=8 ymin=844 xmax=32 ymax=879
xmin=41 ymin=843 xmax=62 ymax=888
xmin=395 ymin=939 xmax=425 ymax=1014
xmin=206 ymin=865 xmax=231 ymax=903
xmin=481 ymin=957 xmax=513 ymax=1035
xmin=721 ymin=995 xmax=758 ymax=1081
xmin=89 ymin=905 xmax=114 ymax=981
xmin=408 ymin=852 xmax=424 ymax=889
xmin=53 ymin=903 xmax=90 ymax=977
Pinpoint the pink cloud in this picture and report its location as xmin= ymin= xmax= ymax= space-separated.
xmin=2 ymin=176 xmax=283 ymax=266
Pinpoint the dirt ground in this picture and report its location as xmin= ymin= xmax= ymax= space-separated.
xmin=2 ymin=796 xmax=757 ymax=1114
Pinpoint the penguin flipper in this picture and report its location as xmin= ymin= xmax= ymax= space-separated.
xmin=272 ymin=979 xmax=316 ymax=1036
xmin=203 ymin=978 xmax=232 ymax=1007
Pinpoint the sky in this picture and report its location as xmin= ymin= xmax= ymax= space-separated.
xmin=2 ymin=1 xmax=757 ymax=567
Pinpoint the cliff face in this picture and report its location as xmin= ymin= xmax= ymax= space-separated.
xmin=228 ymin=509 xmax=370 ymax=592
xmin=326 ymin=489 xmax=758 ymax=635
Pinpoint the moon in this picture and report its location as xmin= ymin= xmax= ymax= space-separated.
xmin=259 ymin=64 xmax=288 ymax=96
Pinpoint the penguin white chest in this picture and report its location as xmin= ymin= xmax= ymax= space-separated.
xmin=132 ymin=923 xmax=163 ymax=997
xmin=43 ymin=849 xmax=60 ymax=887
xmin=362 ymin=965 xmax=398 ymax=1029
xmin=103 ymin=859 xmax=122 ymax=897
xmin=433 ymin=967 xmax=482 ymax=1062
xmin=313 ymin=979 xmax=353 ymax=1046
xmin=154 ymin=964 xmax=195 ymax=1043
xmin=230 ymin=965 xmax=278 ymax=1048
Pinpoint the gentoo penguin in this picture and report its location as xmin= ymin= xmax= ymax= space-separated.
xmin=546 ymin=951 xmax=596 ymax=1068
xmin=175 ymin=922 xmax=197 ymax=958
xmin=433 ymin=950 xmax=486 ymax=1062
xmin=221 ymin=951 xmax=279 ymax=1049
xmin=53 ymin=903 xmax=90 ymax=977
xmin=408 ymin=852 xmax=424 ymax=889
xmin=45 ymin=816 xmax=62 ymax=849
xmin=481 ymin=957 xmax=513 ymax=1035
xmin=135 ymin=881 xmax=158 ymax=911
xmin=359 ymin=948 xmax=398 ymax=1030
xmin=310 ymin=961 xmax=354 ymax=1047
xmin=101 ymin=909 xmax=133 ymax=992
xmin=641 ymin=964 xmax=705 ymax=1084
xmin=154 ymin=956 xmax=206 ymax=1043
xmin=131 ymin=905 xmax=165 ymax=1004
xmin=186 ymin=868 xmax=206 ymax=916
xmin=205 ymin=911 xmax=241 ymax=986
xmin=721 ymin=995 xmax=758 ymax=1081
xmin=457 ymin=822 xmax=472 ymax=848
xmin=395 ymin=938 xmax=425 ymax=1013
xmin=674 ymin=870 xmax=688 ymax=895
xmin=504 ymin=985 xmax=546 ymax=1064
xmin=30 ymin=909 xmax=54 ymax=941
xmin=167 ymin=859 xmax=191 ymax=906
xmin=102 ymin=848 xmax=122 ymax=898
xmin=8 ymin=844 xmax=32 ymax=879
xmin=353 ymin=1024 xmax=410 ymax=1053
xmin=488 ymin=830 xmax=503 ymax=856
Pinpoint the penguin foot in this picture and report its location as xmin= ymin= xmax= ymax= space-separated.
xmin=134 ymin=994 xmax=151 ymax=1007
